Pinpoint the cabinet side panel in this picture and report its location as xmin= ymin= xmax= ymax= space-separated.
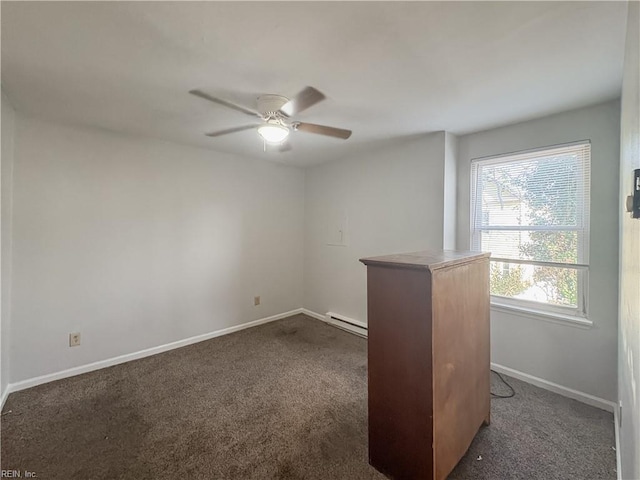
xmin=432 ymin=259 xmax=490 ymax=480
xmin=367 ymin=265 xmax=433 ymax=480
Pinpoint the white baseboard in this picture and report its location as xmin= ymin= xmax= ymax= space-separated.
xmin=491 ymin=363 xmax=617 ymax=413
xmin=1 ymin=385 xmax=9 ymax=411
xmin=301 ymin=308 xmax=325 ymax=322
xmin=325 ymin=311 xmax=367 ymax=337
xmin=614 ymin=405 xmax=621 ymax=479
xmin=1 ymin=308 xmax=303 ymax=408
xmin=326 ymin=311 xmax=367 ymax=329
xmin=302 ymin=309 xmax=368 ymax=337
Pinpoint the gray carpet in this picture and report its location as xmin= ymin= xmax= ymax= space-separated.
xmin=1 ymin=314 xmax=615 ymax=479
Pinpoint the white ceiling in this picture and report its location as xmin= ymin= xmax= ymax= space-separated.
xmin=1 ymin=1 xmax=628 ymax=167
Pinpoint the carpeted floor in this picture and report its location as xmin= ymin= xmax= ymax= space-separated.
xmin=1 ymin=314 xmax=616 ymax=479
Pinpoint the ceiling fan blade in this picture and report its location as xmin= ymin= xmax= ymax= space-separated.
xmin=205 ymin=125 xmax=259 ymax=137
xmin=294 ymin=122 xmax=352 ymax=140
xmin=190 ymin=89 xmax=261 ymax=118
xmin=279 ymin=86 xmax=325 ymax=117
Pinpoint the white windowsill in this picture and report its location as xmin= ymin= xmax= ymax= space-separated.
xmin=490 ymin=301 xmax=593 ymax=329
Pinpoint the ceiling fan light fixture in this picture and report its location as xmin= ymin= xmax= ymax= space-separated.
xmin=257 ymin=124 xmax=289 ymax=144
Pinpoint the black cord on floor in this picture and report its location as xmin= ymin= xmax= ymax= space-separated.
xmin=490 ymin=369 xmax=515 ymax=398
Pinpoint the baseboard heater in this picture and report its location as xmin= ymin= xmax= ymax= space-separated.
xmin=325 ymin=312 xmax=368 ymax=338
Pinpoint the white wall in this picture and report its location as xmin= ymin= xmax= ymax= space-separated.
xmin=303 ymin=132 xmax=448 ymax=323
xmin=1 ymin=92 xmax=16 ymax=399
xmin=456 ymin=101 xmax=620 ymax=402
xmin=9 ymin=115 xmax=304 ymax=384
xmin=618 ymin=1 xmax=640 ymax=478
xmin=443 ymin=132 xmax=458 ymax=249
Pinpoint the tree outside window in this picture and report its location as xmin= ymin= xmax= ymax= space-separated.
xmin=471 ymin=142 xmax=590 ymax=318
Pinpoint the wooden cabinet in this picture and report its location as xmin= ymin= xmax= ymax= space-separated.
xmin=359 ymin=250 xmax=491 ymax=480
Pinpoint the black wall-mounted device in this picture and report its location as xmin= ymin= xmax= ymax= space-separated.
xmin=633 ymin=169 xmax=640 ymax=219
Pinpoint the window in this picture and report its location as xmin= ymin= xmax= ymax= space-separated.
xmin=471 ymin=141 xmax=591 ymax=319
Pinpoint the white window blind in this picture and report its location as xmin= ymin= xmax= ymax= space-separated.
xmin=470 ymin=141 xmax=591 ymax=318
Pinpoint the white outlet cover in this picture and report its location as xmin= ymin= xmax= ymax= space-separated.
xmin=69 ymin=332 xmax=81 ymax=347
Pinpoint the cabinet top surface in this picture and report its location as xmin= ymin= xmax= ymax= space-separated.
xmin=359 ymin=250 xmax=489 ymax=271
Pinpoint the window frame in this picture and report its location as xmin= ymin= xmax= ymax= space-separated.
xmin=469 ymin=141 xmax=591 ymax=322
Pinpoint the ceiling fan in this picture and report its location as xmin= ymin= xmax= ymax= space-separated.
xmin=189 ymin=86 xmax=352 ymax=151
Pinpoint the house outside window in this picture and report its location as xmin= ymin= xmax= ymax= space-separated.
xmin=470 ymin=141 xmax=591 ymax=320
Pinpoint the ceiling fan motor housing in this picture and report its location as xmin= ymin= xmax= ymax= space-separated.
xmin=257 ymin=94 xmax=289 ymax=117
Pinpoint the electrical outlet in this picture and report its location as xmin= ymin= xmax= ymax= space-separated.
xmin=69 ymin=332 xmax=81 ymax=347
xmin=254 ymin=296 xmax=261 ymax=306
